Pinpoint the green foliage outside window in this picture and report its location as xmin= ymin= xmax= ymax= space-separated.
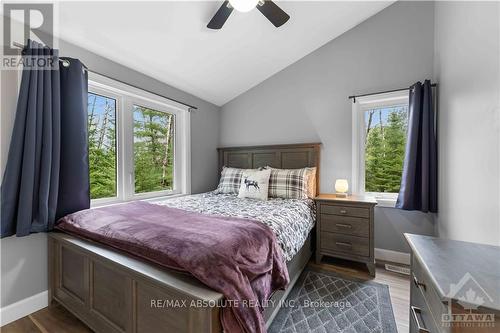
xmin=364 ymin=106 xmax=408 ymax=193
xmin=88 ymin=93 xmax=117 ymax=200
xmin=88 ymin=93 xmax=175 ymax=200
xmin=133 ymin=106 xmax=174 ymax=194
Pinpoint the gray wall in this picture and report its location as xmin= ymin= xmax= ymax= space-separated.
xmin=1 ymin=38 xmax=220 ymax=308
xmin=1 ymin=69 xmax=50 ymax=309
xmin=434 ymin=2 xmax=500 ymax=246
xmin=220 ymin=1 xmax=437 ymax=253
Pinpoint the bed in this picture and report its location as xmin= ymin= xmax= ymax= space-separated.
xmin=48 ymin=143 xmax=320 ymax=333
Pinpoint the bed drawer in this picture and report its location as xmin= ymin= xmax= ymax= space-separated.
xmin=320 ymin=214 xmax=369 ymax=237
xmin=321 ymin=204 xmax=369 ymax=218
xmin=320 ymin=233 xmax=369 ymax=257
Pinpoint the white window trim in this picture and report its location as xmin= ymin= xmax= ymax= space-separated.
xmin=88 ymin=72 xmax=191 ymax=207
xmin=351 ymin=90 xmax=409 ymax=208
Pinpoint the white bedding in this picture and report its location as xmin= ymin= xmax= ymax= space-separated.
xmin=154 ymin=192 xmax=316 ymax=261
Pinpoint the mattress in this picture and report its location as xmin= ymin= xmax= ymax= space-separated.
xmin=155 ymin=191 xmax=316 ymax=262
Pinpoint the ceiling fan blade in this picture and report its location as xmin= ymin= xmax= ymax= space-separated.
xmin=257 ymin=1 xmax=290 ymax=28
xmin=207 ymin=1 xmax=234 ymax=29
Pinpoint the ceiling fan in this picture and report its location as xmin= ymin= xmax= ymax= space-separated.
xmin=207 ymin=0 xmax=290 ymax=29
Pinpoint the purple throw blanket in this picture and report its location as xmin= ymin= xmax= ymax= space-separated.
xmin=56 ymin=201 xmax=289 ymax=333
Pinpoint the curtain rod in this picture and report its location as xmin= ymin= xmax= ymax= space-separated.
xmin=12 ymin=41 xmax=198 ymax=111
xmin=348 ymin=83 xmax=437 ymax=102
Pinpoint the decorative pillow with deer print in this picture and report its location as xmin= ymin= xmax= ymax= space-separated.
xmin=237 ymin=169 xmax=271 ymax=201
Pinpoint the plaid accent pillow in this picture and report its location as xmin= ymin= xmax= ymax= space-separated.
xmin=267 ymin=167 xmax=316 ymax=199
xmin=215 ymin=167 xmax=246 ymax=195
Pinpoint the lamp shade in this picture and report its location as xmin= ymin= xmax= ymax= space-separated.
xmin=335 ymin=179 xmax=349 ymax=193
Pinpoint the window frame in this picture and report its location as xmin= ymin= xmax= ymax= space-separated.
xmin=88 ymin=72 xmax=191 ymax=206
xmin=130 ymin=102 xmax=178 ymax=199
xmin=87 ymin=87 xmax=122 ymax=206
xmin=351 ymin=90 xmax=409 ymax=207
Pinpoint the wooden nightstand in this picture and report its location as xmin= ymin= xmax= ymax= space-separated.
xmin=314 ymin=194 xmax=377 ymax=276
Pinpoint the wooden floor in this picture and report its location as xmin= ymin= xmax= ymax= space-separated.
xmin=1 ymin=259 xmax=410 ymax=333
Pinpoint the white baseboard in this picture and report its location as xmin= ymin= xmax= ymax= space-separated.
xmin=0 ymin=290 xmax=48 ymax=327
xmin=375 ymin=248 xmax=410 ymax=265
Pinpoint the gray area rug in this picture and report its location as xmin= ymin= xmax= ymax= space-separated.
xmin=268 ymin=267 xmax=397 ymax=333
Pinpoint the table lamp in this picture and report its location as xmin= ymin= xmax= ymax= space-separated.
xmin=335 ymin=179 xmax=349 ymax=198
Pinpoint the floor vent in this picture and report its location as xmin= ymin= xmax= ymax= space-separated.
xmin=385 ymin=264 xmax=410 ymax=276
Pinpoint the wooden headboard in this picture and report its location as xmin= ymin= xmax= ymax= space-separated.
xmin=217 ymin=143 xmax=321 ymax=195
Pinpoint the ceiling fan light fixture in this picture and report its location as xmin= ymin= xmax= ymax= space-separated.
xmin=207 ymin=0 xmax=289 ymax=29
xmin=228 ymin=0 xmax=259 ymax=12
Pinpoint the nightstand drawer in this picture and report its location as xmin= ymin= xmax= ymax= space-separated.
xmin=320 ymin=233 xmax=369 ymax=257
xmin=321 ymin=204 xmax=369 ymax=218
xmin=320 ymin=214 xmax=369 ymax=237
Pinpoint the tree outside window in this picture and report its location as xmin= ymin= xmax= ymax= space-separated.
xmin=364 ymin=105 xmax=408 ymax=194
xmin=87 ymin=93 xmax=117 ymax=200
xmin=133 ymin=106 xmax=175 ymax=194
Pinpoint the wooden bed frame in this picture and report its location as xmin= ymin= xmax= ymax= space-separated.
xmin=48 ymin=143 xmax=321 ymax=333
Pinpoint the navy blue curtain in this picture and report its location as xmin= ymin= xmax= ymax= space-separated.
xmin=1 ymin=40 xmax=89 ymax=237
xmin=396 ymin=80 xmax=437 ymax=213
xmin=55 ymin=58 xmax=90 ymax=220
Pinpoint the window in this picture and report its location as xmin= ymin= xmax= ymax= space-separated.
xmin=133 ymin=106 xmax=175 ymax=194
xmin=88 ymin=93 xmax=117 ymax=200
xmin=352 ymin=90 xmax=409 ymax=207
xmin=88 ymin=73 xmax=190 ymax=206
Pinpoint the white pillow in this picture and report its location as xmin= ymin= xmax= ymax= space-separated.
xmin=237 ymin=169 xmax=271 ymax=201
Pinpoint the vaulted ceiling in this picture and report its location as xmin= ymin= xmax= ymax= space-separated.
xmin=57 ymin=1 xmax=393 ymax=106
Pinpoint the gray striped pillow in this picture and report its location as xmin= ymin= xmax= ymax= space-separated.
xmin=267 ymin=167 xmax=316 ymax=199
xmin=215 ymin=166 xmax=247 ymax=195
